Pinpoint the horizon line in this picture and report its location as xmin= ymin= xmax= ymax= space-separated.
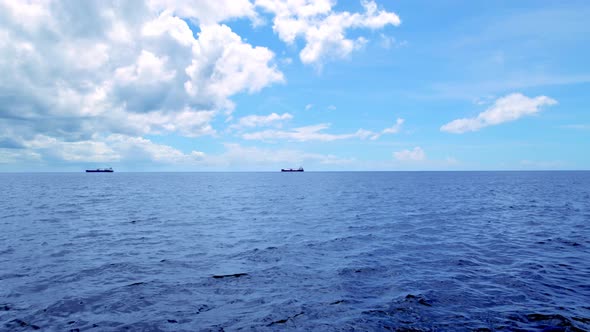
xmin=0 ymin=169 xmax=589 ymax=173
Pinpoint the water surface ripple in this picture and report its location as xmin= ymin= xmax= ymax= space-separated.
xmin=1 ymin=172 xmax=589 ymax=331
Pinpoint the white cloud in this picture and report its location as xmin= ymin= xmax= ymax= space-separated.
xmin=185 ymin=23 xmax=284 ymax=111
xmin=230 ymin=112 xmax=293 ymax=130
xmin=0 ymin=1 xmax=283 ymax=145
xmin=394 ymin=147 xmax=426 ymax=161
xmin=106 ymin=134 xmax=205 ymax=163
xmin=142 ymin=10 xmax=198 ymax=46
xmin=0 ymin=1 xmax=52 ymax=31
xmin=379 ymin=33 xmax=406 ymax=49
xmin=26 ymin=135 xmax=121 ymax=163
xmin=122 ymin=109 xmax=217 ymax=137
xmin=370 ymin=117 xmax=404 ymax=139
xmin=204 ymin=143 xmax=353 ymax=167
xmin=115 ymin=50 xmax=176 ymax=84
xmin=242 ymin=123 xmax=373 ymax=142
xmin=242 ymin=118 xmax=404 ymax=142
xmin=472 ymin=95 xmax=495 ymax=106
xmin=0 ymin=1 xmax=405 ymax=169
xmin=256 ymin=0 xmax=401 ymax=65
xmin=382 ymin=118 xmax=404 ymax=134
xmin=441 ymin=93 xmax=557 ymax=133
xmin=327 ymin=105 xmax=337 ymax=110
xmin=379 ymin=33 xmax=395 ymax=49
xmin=305 ymin=103 xmax=313 ymax=110
xmin=147 ymin=0 xmax=258 ymax=25
xmin=561 ymin=124 xmax=590 ymax=130
xmin=0 ymin=149 xmax=42 ymax=164
xmin=445 ymin=156 xmax=459 ymax=165
xmin=23 ymin=134 xmax=205 ymax=164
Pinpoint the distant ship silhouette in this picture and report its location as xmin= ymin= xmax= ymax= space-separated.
xmin=281 ymin=167 xmax=304 ymax=172
xmin=85 ymin=168 xmax=114 ymax=173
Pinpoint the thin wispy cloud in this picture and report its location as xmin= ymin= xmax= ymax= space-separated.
xmin=441 ymin=93 xmax=557 ymax=134
xmin=230 ymin=113 xmax=293 ymax=130
xmin=242 ymin=118 xmax=404 ymax=142
xmin=394 ymin=147 xmax=426 ymax=161
xmin=242 ymin=123 xmax=372 ymax=142
xmin=560 ymin=124 xmax=590 ymax=130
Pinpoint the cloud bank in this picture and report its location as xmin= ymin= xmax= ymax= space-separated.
xmin=0 ymin=0 xmax=283 ymax=144
xmin=0 ymin=0 xmax=401 ymax=167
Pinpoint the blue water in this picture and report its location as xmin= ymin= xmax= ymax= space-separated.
xmin=1 ymin=172 xmax=589 ymax=331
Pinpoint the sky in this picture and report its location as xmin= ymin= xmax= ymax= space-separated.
xmin=0 ymin=0 xmax=588 ymax=171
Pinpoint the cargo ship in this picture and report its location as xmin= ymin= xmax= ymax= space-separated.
xmin=85 ymin=168 xmax=114 ymax=173
xmin=281 ymin=167 xmax=304 ymax=172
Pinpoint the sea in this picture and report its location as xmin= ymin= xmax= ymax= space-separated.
xmin=0 ymin=171 xmax=589 ymax=331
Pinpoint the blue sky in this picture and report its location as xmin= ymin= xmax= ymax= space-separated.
xmin=0 ymin=0 xmax=588 ymax=171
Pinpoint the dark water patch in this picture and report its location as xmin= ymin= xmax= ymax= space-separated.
xmin=0 ymin=247 xmax=15 ymax=255
xmin=48 ymin=249 xmax=74 ymax=257
xmin=267 ymin=311 xmax=304 ymax=326
xmin=232 ymin=246 xmax=283 ymax=263
xmin=5 ymin=319 xmax=40 ymax=330
xmin=404 ymin=294 xmax=433 ymax=307
xmin=196 ymin=304 xmax=212 ymax=314
xmin=337 ymin=264 xmax=388 ymax=277
xmin=212 ymin=273 xmax=249 ymax=279
xmin=0 ymin=273 xmax=29 ymax=280
xmin=506 ymin=313 xmax=588 ymax=331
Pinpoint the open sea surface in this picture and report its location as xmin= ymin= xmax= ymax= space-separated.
xmin=1 ymin=171 xmax=589 ymax=331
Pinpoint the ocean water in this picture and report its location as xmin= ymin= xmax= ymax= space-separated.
xmin=1 ymin=171 xmax=589 ymax=331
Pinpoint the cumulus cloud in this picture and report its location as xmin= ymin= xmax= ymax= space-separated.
xmin=394 ymin=147 xmax=426 ymax=161
xmin=147 ymin=0 xmax=258 ymax=25
xmin=0 ymin=0 xmax=283 ymax=147
xmin=105 ymin=134 xmax=206 ymax=163
xmin=256 ymin=0 xmax=401 ymax=64
xmin=0 ymin=0 xmax=402 ymax=168
xmin=441 ymin=93 xmax=557 ymax=133
xmin=122 ymin=109 xmax=217 ymax=137
xmin=23 ymin=134 xmax=205 ymax=164
xmin=26 ymin=135 xmax=121 ymax=163
xmin=184 ymin=23 xmax=284 ymax=111
xmin=0 ymin=149 xmax=42 ymax=164
xmin=114 ymin=50 xmax=176 ymax=85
